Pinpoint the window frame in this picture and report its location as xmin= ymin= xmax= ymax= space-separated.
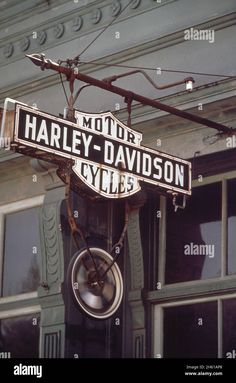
xmin=0 ymin=195 xmax=44 ymax=355
xmin=157 ymin=170 xmax=236 ymax=288
xmin=153 ymin=292 xmax=236 ymax=358
xmin=0 ymin=195 xmax=44 ymax=300
xmin=0 ymin=196 xmax=44 ymax=358
xmin=0 ymin=309 xmax=41 ymax=358
xmin=151 ymin=170 xmax=236 ymax=358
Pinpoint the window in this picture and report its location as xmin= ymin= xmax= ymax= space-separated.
xmin=163 ymin=175 xmax=236 ymax=285
xmin=0 ymin=312 xmax=40 ymax=358
xmin=0 ymin=196 xmax=43 ymax=297
xmin=0 ymin=196 xmax=44 ymax=358
xmin=163 ymin=302 xmax=218 ymax=358
xmin=150 ymin=171 xmax=236 ymax=358
xmin=154 ymin=295 xmax=236 ymax=359
xmin=2 ymin=207 xmax=41 ymax=296
xmin=165 ymin=182 xmax=221 ymax=283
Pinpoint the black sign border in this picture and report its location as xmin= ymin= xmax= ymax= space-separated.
xmin=14 ymin=104 xmax=192 ymax=196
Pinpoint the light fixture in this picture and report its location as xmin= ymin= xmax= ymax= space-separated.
xmin=185 ymin=77 xmax=195 ymax=92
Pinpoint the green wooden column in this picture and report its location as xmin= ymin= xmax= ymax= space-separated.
xmin=34 ymin=161 xmax=66 ymax=358
xmin=127 ymin=192 xmax=147 ymax=358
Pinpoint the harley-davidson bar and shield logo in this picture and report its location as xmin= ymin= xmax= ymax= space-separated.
xmin=13 ymin=104 xmax=191 ymax=198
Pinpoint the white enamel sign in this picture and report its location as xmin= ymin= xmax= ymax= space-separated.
xmin=14 ymin=104 xmax=191 ymax=198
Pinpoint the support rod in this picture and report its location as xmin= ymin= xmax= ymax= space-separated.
xmin=26 ymin=54 xmax=234 ymax=134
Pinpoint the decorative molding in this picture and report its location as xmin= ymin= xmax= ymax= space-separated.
xmin=127 ymin=197 xmax=146 ymax=357
xmin=72 ymin=15 xmax=83 ymax=32
xmin=53 ymin=23 xmax=65 ymax=39
xmin=0 ymin=0 xmax=179 ymax=66
xmin=0 ymin=0 xmax=50 ymax=28
xmin=40 ymin=322 xmax=65 ymax=358
xmin=40 ymin=186 xmax=65 ymax=294
xmin=90 ymin=8 xmax=102 ymax=24
xmin=127 ymin=210 xmax=144 ymax=290
xmin=44 ymin=331 xmax=61 ymax=358
xmin=19 ymin=36 xmax=30 ymax=52
xmin=0 ymin=11 xmax=235 ymax=101
xmin=41 ymin=204 xmax=60 ymax=285
xmin=111 ymin=0 xmax=122 ymax=17
xmin=130 ymin=0 xmax=141 ymax=9
xmin=37 ymin=30 xmax=47 ymax=46
xmin=38 ymin=185 xmax=66 ymax=359
xmin=134 ymin=331 xmax=145 ymax=358
xmin=3 ymin=43 xmax=14 ymax=58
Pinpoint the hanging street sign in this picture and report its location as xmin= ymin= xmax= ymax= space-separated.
xmin=12 ymin=103 xmax=191 ymax=198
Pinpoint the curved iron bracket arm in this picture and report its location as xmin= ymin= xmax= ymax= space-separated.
xmin=26 ymin=54 xmax=235 ymax=135
xmin=103 ymin=69 xmax=194 ymax=90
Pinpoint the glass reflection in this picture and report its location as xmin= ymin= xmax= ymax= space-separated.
xmin=0 ymin=314 xmax=40 ymax=358
xmin=165 ymin=183 xmax=221 ymax=284
xmin=164 ymin=302 xmax=217 ymax=358
xmin=2 ymin=207 xmax=41 ymax=296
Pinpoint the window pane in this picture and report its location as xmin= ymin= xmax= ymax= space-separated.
xmin=165 ymin=183 xmax=221 ymax=284
xmin=227 ymin=179 xmax=236 ymax=275
xmin=2 ymin=207 xmax=41 ymax=296
xmin=163 ymin=302 xmax=218 ymax=358
xmin=0 ymin=313 xmax=40 ymax=358
xmin=223 ymin=298 xmax=236 ymax=358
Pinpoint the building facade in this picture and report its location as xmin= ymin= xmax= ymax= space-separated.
xmin=0 ymin=0 xmax=236 ymax=358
